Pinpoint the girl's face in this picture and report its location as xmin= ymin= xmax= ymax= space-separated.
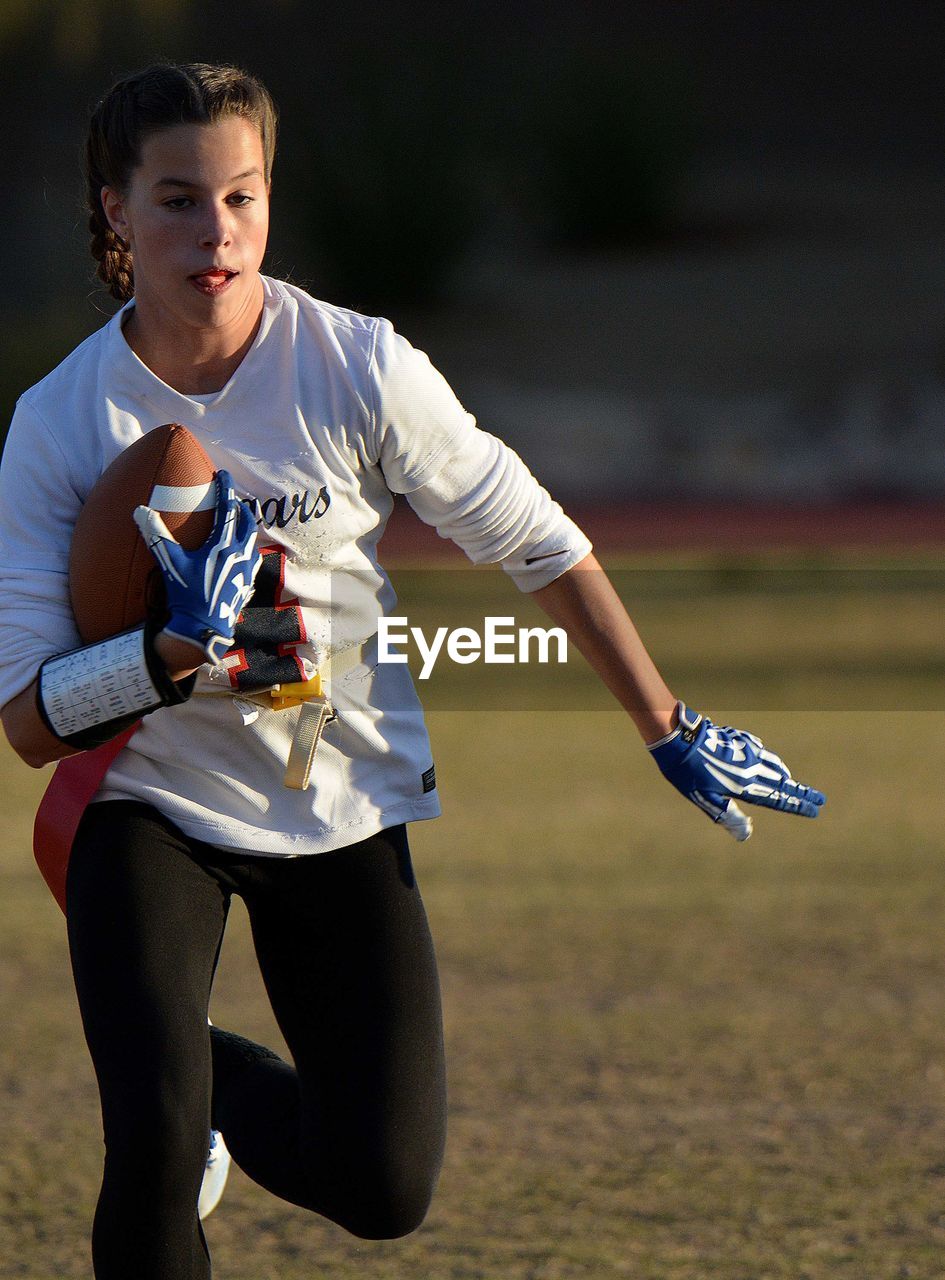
xmin=102 ymin=116 xmax=270 ymax=342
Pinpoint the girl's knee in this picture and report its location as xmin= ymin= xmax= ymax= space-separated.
xmin=302 ymin=1145 xmax=440 ymax=1240
xmin=336 ymin=1171 xmax=436 ymax=1240
xmin=102 ymin=1088 xmax=208 ymax=1180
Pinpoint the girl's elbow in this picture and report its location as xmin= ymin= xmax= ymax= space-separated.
xmin=0 ymin=694 xmax=65 ymax=768
xmin=2 ymin=722 xmax=52 ymax=769
xmin=19 ymin=743 xmax=58 ymax=769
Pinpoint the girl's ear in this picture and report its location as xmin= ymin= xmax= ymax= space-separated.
xmin=101 ymin=186 xmax=132 ymax=245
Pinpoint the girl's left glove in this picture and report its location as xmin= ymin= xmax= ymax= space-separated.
xmin=133 ymin=469 xmax=263 ymax=665
xmin=648 ymin=701 xmax=826 ymax=842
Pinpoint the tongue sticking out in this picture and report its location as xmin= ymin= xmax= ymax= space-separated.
xmin=192 ymin=271 xmax=234 ymax=289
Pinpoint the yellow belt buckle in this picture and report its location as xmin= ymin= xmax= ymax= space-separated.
xmin=270 ymin=674 xmax=324 ymax=711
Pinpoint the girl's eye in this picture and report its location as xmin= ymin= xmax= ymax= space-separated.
xmin=160 ymin=193 xmax=255 ymax=211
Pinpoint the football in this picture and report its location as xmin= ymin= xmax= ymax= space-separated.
xmin=69 ymin=423 xmax=217 ymax=644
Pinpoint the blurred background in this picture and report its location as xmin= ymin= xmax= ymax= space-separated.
xmin=3 ymin=0 xmax=945 ymax=526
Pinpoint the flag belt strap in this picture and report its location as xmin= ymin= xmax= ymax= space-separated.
xmin=197 ymin=638 xmax=373 ymax=791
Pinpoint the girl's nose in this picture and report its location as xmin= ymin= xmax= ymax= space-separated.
xmin=199 ymin=206 xmax=232 ymax=249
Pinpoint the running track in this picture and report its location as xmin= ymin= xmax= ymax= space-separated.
xmin=379 ymin=499 xmax=945 ymax=558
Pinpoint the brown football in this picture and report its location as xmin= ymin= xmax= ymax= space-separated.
xmin=69 ymin=424 xmax=217 ymax=644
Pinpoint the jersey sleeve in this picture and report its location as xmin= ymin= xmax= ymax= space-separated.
xmin=0 ymin=397 xmax=84 ymax=708
xmin=367 ymin=318 xmax=475 ymax=493
xmin=368 ymin=320 xmax=592 ymax=591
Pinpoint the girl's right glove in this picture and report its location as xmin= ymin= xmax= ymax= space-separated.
xmin=647 ymin=701 xmax=826 ymax=842
xmin=133 ymin=469 xmax=263 ymax=665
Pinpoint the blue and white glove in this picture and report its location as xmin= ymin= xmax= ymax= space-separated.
xmin=133 ymin=470 xmax=263 ymax=665
xmin=648 ymin=702 xmax=826 ymax=842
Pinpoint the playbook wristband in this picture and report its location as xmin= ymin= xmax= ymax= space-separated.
xmin=37 ymin=623 xmax=194 ymax=751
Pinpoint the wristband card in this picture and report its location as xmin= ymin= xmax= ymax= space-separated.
xmin=40 ymin=630 xmax=162 ymax=738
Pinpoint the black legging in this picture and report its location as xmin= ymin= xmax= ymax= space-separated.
xmin=66 ymin=801 xmax=447 ymax=1280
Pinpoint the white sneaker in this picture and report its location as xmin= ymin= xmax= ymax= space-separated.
xmin=198 ymin=1128 xmax=231 ymax=1220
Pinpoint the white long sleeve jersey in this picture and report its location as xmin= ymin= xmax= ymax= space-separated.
xmin=0 ymin=278 xmax=591 ymax=855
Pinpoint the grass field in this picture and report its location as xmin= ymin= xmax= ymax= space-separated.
xmin=1 ymin=556 xmax=945 ymax=1278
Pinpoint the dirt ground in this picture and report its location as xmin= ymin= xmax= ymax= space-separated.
xmin=1 ymin=557 xmax=944 ymax=1278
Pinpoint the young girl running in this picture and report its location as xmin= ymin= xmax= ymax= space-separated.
xmin=0 ymin=62 xmax=824 ymax=1279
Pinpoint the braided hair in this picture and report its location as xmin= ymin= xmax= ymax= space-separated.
xmin=85 ymin=62 xmax=278 ymax=302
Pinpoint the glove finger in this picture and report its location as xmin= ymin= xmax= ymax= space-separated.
xmin=234 ymin=496 xmax=260 ymax=552
xmin=691 ymin=789 xmax=753 ymax=841
xmin=783 ymin=778 xmax=826 ymax=809
xmin=209 ymin=470 xmax=238 ymax=543
xmin=133 ymin=503 xmax=176 ymax=547
xmin=793 ymin=778 xmax=819 ymax=808
xmin=133 ymin=505 xmax=189 ymax=586
xmin=744 ymin=778 xmax=826 ymax=818
xmin=228 ymin=503 xmax=261 ymax=599
xmin=236 ymin=501 xmax=264 ymax=595
xmin=718 ymin=798 xmax=753 ymax=842
xmin=768 ymin=768 xmax=824 ymax=808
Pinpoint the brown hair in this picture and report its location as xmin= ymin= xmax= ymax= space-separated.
xmin=86 ymin=62 xmax=278 ymax=302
